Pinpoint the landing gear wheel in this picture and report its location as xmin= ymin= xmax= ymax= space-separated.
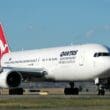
xmin=9 ymin=88 xmax=24 ymax=95
xmin=64 ymin=88 xmax=79 ymax=95
xmin=98 ymin=89 xmax=105 ymax=95
xmin=97 ymin=84 xmax=105 ymax=95
xmin=64 ymin=82 xmax=79 ymax=95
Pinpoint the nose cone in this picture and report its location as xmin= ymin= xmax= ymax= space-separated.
xmin=98 ymin=58 xmax=110 ymax=78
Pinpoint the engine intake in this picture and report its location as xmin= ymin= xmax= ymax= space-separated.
xmin=0 ymin=69 xmax=22 ymax=88
xmin=7 ymin=72 xmax=21 ymax=88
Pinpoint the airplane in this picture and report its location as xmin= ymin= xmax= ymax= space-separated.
xmin=0 ymin=24 xmax=110 ymax=95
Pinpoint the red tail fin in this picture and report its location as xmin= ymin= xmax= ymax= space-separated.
xmin=0 ymin=24 xmax=10 ymax=59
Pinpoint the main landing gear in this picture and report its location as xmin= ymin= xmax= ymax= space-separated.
xmin=9 ymin=88 xmax=24 ymax=95
xmin=64 ymin=82 xmax=79 ymax=95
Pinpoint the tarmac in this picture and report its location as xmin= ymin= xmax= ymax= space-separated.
xmin=0 ymin=93 xmax=110 ymax=110
xmin=0 ymin=92 xmax=110 ymax=99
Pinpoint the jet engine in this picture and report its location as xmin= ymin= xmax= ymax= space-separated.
xmin=0 ymin=69 xmax=22 ymax=88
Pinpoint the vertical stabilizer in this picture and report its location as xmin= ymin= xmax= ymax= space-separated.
xmin=0 ymin=24 xmax=10 ymax=59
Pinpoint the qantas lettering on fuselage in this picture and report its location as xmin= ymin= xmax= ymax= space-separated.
xmin=60 ymin=50 xmax=78 ymax=57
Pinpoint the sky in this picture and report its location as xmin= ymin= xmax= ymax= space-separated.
xmin=0 ymin=0 xmax=110 ymax=51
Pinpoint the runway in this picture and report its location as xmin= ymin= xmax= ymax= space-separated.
xmin=0 ymin=93 xmax=110 ymax=99
xmin=0 ymin=94 xmax=110 ymax=110
xmin=0 ymin=94 xmax=109 ymax=100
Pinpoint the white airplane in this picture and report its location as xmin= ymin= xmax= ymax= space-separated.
xmin=0 ymin=24 xmax=110 ymax=95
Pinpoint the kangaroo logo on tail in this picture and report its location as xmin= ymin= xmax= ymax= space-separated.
xmin=0 ymin=24 xmax=10 ymax=59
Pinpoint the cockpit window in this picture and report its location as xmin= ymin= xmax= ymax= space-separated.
xmin=94 ymin=52 xmax=110 ymax=57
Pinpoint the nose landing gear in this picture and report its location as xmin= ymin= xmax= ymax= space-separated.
xmin=97 ymin=85 xmax=105 ymax=95
xmin=95 ymin=78 xmax=105 ymax=95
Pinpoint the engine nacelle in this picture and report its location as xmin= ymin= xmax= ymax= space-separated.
xmin=0 ymin=69 xmax=22 ymax=88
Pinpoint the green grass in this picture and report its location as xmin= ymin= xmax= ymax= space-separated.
xmin=0 ymin=96 xmax=110 ymax=109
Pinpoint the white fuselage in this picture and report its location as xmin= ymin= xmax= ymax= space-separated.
xmin=1 ymin=44 xmax=110 ymax=82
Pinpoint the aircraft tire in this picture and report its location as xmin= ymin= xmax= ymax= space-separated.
xmin=98 ymin=89 xmax=105 ymax=95
xmin=9 ymin=88 xmax=24 ymax=95
xmin=64 ymin=88 xmax=79 ymax=95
